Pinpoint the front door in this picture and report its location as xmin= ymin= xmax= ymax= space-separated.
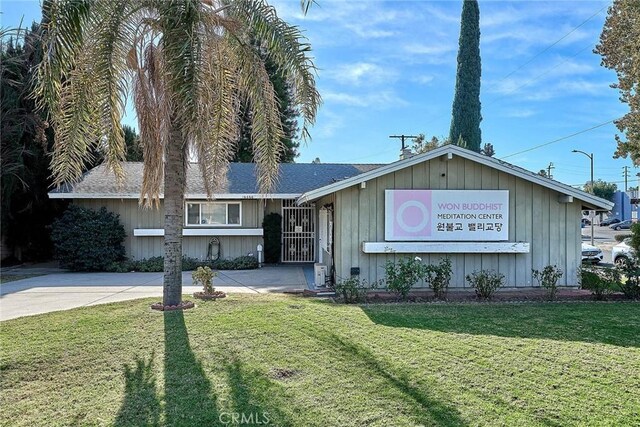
xmin=282 ymin=200 xmax=316 ymax=262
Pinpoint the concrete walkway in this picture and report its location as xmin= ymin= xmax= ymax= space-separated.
xmin=0 ymin=265 xmax=309 ymax=321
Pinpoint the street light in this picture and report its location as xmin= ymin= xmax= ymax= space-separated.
xmin=572 ymin=150 xmax=594 ymax=246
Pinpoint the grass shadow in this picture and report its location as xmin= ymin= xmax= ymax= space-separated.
xmin=361 ymin=303 xmax=640 ymax=347
xmin=114 ymin=354 xmax=161 ymax=426
xmin=224 ymin=359 xmax=294 ymax=426
xmin=163 ymin=310 xmax=219 ymax=425
xmin=310 ymin=329 xmax=467 ymax=426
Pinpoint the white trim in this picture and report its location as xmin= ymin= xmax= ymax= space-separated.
xmin=296 ymin=145 xmax=613 ymax=210
xmin=185 ymin=201 xmax=242 ymax=227
xmin=361 ymin=241 xmax=530 ymax=254
xmin=48 ymin=192 xmax=301 ymax=200
xmin=133 ymin=228 xmax=263 ymax=237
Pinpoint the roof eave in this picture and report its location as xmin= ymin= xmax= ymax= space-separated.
xmin=48 ymin=192 xmax=302 ymax=200
xmin=296 ymin=145 xmax=614 ymax=211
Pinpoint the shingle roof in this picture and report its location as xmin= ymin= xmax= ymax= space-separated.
xmin=297 ymin=144 xmax=614 ymax=211
xmin=49 ymin=162 xmax=384 ymax=198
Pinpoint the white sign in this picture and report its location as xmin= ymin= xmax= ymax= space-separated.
xmin=385 ymin=190 xmax=509 ymax=241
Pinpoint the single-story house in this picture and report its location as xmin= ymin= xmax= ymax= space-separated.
xmin=49 ymin=144 xmax=612 ymax=288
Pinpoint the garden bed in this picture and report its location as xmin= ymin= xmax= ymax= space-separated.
xmin=193 ymin=291 xmax=227 ymax=300
xmin=332 ymin=288 xmax=635 ymax=304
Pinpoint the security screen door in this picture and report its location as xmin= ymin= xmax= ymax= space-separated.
xmin=281 ymin=199 xmax=316 ymax=262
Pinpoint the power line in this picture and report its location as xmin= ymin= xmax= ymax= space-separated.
xmin=499 ymin=4 xmax=607 ymax=81
xmin=421 ymin=3 xmax=608 ymax=129
xmin=499 ymin=119 xmax=615 ymax=160
xmin=487 ymin=43 xmax=593 ymax=106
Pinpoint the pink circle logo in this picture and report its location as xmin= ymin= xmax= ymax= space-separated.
xmin=396 ymin=200 xmax=430 ymax=232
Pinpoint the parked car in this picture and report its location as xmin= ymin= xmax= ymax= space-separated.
xmin=611 ymin=220 xmax=634 ymax=230
xmin=581 ymin=218 xmax=591 ymax=227
xmin=612 ymin=238 xmax=635 ymax=266
xmin=600 ymin=217 xmax=621 ymax=227
xmin=581 ymin=242 xmax=603 ymax=264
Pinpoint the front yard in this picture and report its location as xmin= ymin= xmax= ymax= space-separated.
xmin=1 ymin=295 xmax=638 ymax=426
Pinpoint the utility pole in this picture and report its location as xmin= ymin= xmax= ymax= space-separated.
xmin=390 ymin=135 xmax=419 ymax=160
xmin=389 ymin=135 xmax=419 ymax=151
xmin=572 ymin=150 xmax=595 ymax=245
xmin=623 ymin=166 xmax=630 ymax=191
xmin=546 ymin=162 xmax=554 ymax=180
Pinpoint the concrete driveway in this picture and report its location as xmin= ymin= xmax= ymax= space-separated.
xmin=0 ymin=265 xmax=309 ymax=321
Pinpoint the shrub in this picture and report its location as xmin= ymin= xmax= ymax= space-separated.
xmin=211 ymin=258 xmax=235 ymax=270
xmin=466 ymin=270 xmax=504 ymax=299
xmin=424 ymin=257 xmax=452 ymax=299
xmin=614 ymin=233 xmax=632 ymax=243
xmin=192 ymin=266 xmax=217 ymax=294
xmin=614 ymin=259 xmax=640 ymax=299
xmin=532 ymin=265 xmax=564 ymax=299
xmin=334 ymin=277 xmax=377 ymax=304
xmin=105 ymin=255 xmax=260 ymax=273
xmin=210 ymin=256 xmax=258 ymax=270
xmin=105 ymin=260 xmax=137 ymax=273
xmin=262 ymin=213 xmax=282 ymax=263
xmin=580 ymin=266 xmax=617 ymax=300
xmin=136 ymin=256 xmax=164 ymax=272
xmin=51 ymin=205 xmax=126 ymax=271
xmin=383 ymin=257 xmax=426 ymax=300
xmin=231 ymin=255 xmax=259 ymax=270
xmin=630 ymin=222 xmax=640 ymax=254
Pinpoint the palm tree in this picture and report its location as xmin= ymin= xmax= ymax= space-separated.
xmin=35 ymin=0 xmax=320 ymax=306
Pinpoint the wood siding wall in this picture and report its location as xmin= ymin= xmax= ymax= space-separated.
xmin=76 ymin=199 xmax=264 ymax=260
xmin=333 ymin=156 xmax=582 ymax=288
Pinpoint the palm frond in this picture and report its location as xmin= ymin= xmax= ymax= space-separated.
xmin=192 ymin=35 xmax=242 ymax=196
xmin=48 ymin=46 xmax=102 ymax=186
xmin=233 ymin=37 xmax=285 ymax=193
xmin=134 ymin=42 xmax=170 ymax=207
xmin=36 ymin=0 xmax=92 ymax=115
xmin=88 ymin=0 xmax=140 ymax=183
xmin=227 ymin=0 xmax=321 ymax=141
xmin=158 ymin=0 xmax=203 ymax=132
xmin=36 ymin=0 xmax=139 ymax=186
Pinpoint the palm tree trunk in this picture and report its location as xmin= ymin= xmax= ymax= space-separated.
xmin=163 ymin=122 xmax=186 ymax=306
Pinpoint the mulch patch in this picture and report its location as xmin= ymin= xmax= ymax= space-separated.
xmin=341 ymin=289 xmax=636 ymax=304
xmin=150 ymin=301 xmax=195 ymax=311
xmin=193 ymin=291 xmax=227 ymax=300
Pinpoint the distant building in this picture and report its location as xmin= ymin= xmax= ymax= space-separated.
xmin=611 ymin=190 xmax=640 ymax=221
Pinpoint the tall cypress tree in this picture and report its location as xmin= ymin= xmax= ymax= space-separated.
xmin=449 ymin=0 xmax=482 ymax=152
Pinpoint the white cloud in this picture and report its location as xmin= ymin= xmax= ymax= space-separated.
xmin=271 ymin=0 xmax=400 ymax=40
xmin=486 ymin=57 xmax=598 ymax=97
xmin=323 ymin=62 xmax=397 ymax=86
xmin=323 ymin=90 xmax=409 ymax=109
xmin=504 ymin=108 xmax=536 ymax=118
xmin=315 ymin=110 xmax=346 ymax=138
xmin=413 ymin=75 xmax=435 ymax=85
xmin=404 ymin=43 xmax=455 ymax=56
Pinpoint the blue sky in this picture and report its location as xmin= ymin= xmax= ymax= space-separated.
xmin=2 ymin=0 xmax=636 ymax=189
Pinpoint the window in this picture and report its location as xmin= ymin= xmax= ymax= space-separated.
xmin=185 ymin=202 xmax=241 ymax=226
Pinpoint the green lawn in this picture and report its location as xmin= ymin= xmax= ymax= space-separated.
xmin=0 ymin=273 xmax=43 ymax=284
xmin=1 ymin=296 xmax=639 ymax=426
